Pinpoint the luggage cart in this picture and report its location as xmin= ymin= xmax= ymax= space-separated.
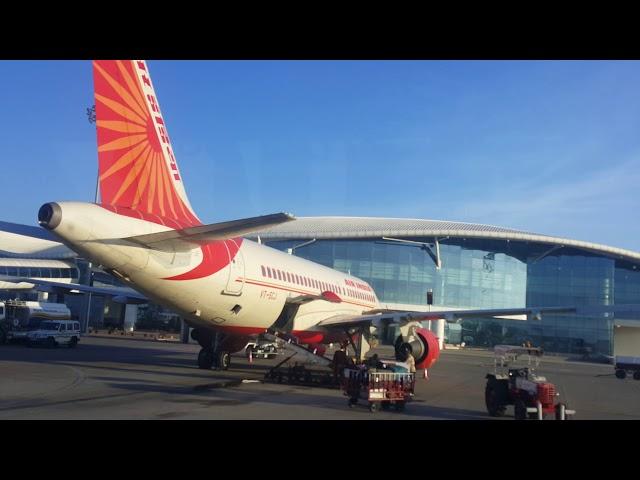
xmin=342 ymin=367 xmax=415 ymax=413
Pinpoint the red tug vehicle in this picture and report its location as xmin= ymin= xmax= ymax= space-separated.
xmin=485 ymin=345 xmax=575 ymax=420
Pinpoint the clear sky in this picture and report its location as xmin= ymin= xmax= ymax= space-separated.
xmin=1 ymin=60 xmax=639 ymax=251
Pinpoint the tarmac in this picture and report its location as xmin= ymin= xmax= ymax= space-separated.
xmin=1 ymin=334 xmax=639 ymax=420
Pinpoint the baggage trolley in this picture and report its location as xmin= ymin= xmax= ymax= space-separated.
xmin=342 ymin=368 xmax=415 ymax=413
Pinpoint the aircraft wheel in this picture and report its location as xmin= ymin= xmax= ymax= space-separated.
xmin=198 ymin=348 xmax=214 ymax=369
xmin=217 ymin=351 xmax=231 ymax=370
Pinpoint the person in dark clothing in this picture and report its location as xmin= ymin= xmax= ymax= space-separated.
xmin=368 ymin=353 xmax=385 ymax=369
xmin=332 ymin=343 xmax=350 ymax=380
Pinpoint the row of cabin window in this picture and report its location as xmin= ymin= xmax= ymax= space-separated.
xmin=260 ymin=265 xmax=376 ymax=304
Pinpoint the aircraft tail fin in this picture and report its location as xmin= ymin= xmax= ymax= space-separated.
xmin=93 ymin=60 xmax=200 ymax=227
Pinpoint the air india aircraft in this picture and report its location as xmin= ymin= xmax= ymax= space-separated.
xmin=33 ymin=60 xmax=578 ymax=372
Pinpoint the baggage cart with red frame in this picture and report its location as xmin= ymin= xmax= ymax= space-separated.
xmin=342 ymin=367 xmax=415 ymax=413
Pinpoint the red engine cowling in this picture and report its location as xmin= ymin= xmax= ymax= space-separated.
xmin=395 ymin=328 xmax=441 ymax=369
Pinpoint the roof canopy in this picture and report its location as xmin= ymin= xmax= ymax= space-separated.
xmin=253 ymin=216 xmax=640 ymax=264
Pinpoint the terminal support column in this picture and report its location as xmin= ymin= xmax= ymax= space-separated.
xmin=436 ymin=319 xmax=445 ymax=350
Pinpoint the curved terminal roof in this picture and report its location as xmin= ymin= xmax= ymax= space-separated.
xmin=254 ymin=216 xmax=640 ymax=264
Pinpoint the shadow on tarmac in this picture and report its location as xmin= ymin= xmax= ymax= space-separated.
xmin=89 ymin=375 xmax=492 ymax=420
xmin=0 ymin=340 xmax=494 ymax=419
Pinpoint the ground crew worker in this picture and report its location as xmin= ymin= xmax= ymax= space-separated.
xmin=406 ymin=352 xmax=416 ymax=373
xmin=332 ymin=343 xmax=349 ymax=380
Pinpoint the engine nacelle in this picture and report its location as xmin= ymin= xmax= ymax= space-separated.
xmin=395 ymin=328 xmax=441 ymax=369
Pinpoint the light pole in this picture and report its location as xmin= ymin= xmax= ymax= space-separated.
xmin=427 ymin=288 xmax=433 ymax=330
xmin=83 ymin=104 xmax=99 ymax=334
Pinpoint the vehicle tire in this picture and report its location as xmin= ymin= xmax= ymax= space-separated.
xmin=485 ymin=380 xmax=507 ymax=417
xmin=369 ymin=402 xmax=379 ymax=413
xmin=348 ymin=398 xmax=356 ymax=408
xmin=47 ymin=337 xmax=57 ymax=349
xmin=68 ymin=337 xmax=78 ymax=349
xmin=615 ymin=369 xmax=627 ymax=379
xmin=634 ymin=371 xmax=640 ymax=381
xmin=0 ymin=328 xmax=6 ymax=345
xmin=197 ymin=348 xmax=214 ymax=369
xmin=25 ymin=338 xmax=31 ymax=347
xmin=217 ymin=351 xmax=231 ymax=370
xmin=514 ymin=400 xmax=527 ymax=420
xmin=395 ymin=401 xmax=406 ymax=412
xmin=381 ymin=402 xmax=391 ymax=411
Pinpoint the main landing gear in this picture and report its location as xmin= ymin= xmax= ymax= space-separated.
xmin=192 ymin=328 xmax=231 ymax=371
xmin=197 ymin=347 xmax=231 ymax=370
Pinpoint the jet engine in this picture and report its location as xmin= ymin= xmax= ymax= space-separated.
xmin=395 ymin=327 xmax=441 ymax=369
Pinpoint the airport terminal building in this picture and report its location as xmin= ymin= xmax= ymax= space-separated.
xmin=252 ymin=217 xmax=640 ymax=356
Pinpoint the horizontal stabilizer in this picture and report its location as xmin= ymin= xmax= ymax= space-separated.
xmin=124 ymin=212 xmax=295 ymax=252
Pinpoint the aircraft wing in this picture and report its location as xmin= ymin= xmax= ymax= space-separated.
xmin=315 ymin=306 xmax=580 ymax=329
xmin=316 ymin=304 xmax=640 ymax=330
xmin=0 ymin=276 xmax=147 ymax=303
xmin=124 ymin=212 xmax=295 ymax=252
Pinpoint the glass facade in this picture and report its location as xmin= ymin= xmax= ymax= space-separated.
xmin=0 ymin=265 xmax=79 ymax=279
xmin=266 ymin=238 xmax=640 ymax=356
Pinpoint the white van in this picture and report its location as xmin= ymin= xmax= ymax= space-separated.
xmin=26 ymin=320 xmax=81 ymax=348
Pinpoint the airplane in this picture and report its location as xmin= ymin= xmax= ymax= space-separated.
xmin=31 ymin=60 xmax=583 ymax=372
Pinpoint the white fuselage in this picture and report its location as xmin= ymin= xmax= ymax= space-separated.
xmin=47 ymin=202 xmax=380 ymax=338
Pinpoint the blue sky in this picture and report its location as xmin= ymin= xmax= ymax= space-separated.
xmin=1 ymin=60 xmax=639 ymax=251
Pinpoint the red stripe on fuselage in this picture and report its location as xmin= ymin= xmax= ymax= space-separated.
xmin=208 ymin=326 xmax=342 ymax=347
xmin=164 ymin=238 xmax=243 ymax=281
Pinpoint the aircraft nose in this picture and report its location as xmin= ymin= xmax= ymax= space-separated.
xmin=38 ymin=202 xmax=62 ymax=230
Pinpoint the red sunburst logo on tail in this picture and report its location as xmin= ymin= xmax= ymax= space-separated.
xmin=93 ymin=60 xmax=200 ymax=227
xmin=92 ymin=60 xmax=241 ymax=281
